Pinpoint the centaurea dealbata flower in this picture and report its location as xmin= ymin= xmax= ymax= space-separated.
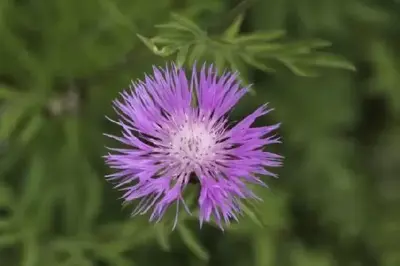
xmin=104 ymin=64 xmax=282 ymax=229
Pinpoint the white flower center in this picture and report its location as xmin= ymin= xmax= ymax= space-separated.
xmin=170 ymin=122 xmax=216 ymax=166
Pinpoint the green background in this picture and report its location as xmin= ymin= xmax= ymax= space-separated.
xmin=0 ymin=0 xmax=399 ymax=265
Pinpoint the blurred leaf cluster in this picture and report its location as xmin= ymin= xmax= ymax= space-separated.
xmin=0 ymin=0 xmax=399 ymax=265
xmin=138 ymin=12 xmax=354 ymax=83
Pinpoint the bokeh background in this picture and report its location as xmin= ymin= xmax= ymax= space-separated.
xmin=0 ymin=0 xmax=399 ymax=265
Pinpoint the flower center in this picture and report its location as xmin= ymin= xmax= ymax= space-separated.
xmin=170 ymin=122 xmax=216 ymax=166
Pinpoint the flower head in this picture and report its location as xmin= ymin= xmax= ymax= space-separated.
xmin=104 ymin=64 xmax=282 ymax=229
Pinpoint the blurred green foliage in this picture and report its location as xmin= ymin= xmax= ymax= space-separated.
xmin=0 ymin=0 xmax=399 ymax=265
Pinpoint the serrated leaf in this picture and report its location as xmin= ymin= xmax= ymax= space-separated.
xmin=155 ymin=222 xmax=171 ymax=251
xmin=234 ymin=30 xmax=286 ymax=43
xmin=176 ymin=45 xmax=190 ymax=67
xmin=222 ymin=14 xmax=244 ymax=40
xmin=177 ymin=224 xmax=209 ymax=261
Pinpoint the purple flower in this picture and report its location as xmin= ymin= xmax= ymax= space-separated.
xmin=104 ymin=64 xmax=282 ymax=229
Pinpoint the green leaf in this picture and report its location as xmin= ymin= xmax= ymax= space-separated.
xmin=170 ymin=13 xmax=205 ymax=36
xmin=240 ymin=53 xmax=275 ymax=72
xmin=214 ymin=52 xmax=226 ymax=74
xmin=222 ymin=14 xmax=244 ymax=40
xmin=137 ymin=34 xmax=160 ymax=54
xmin=244 ymin=43 xmax=283 ymax=53
xmin=234 ymin=30 xmax=286 ymax=43
xmin=156 ymin=46 xmax=179 ymax=57
xmin=297 ymin=52 xmax=356 ymax=70
xmin=151 ymin=35 xmax=187 ymax=45
xmin=239 ymin=202 xmax=264 ymax=227
xmin=188 ymin=44 xmax=207 ymax=65
xmin=154 ymin=222 xmax=171 ymax=251
xmin=177 ymin=224 xmax=209 ymax=261
xmin=155 ymin=22 xmax=194 ymax=33
xmin=278 ymin=58 xmax=319 ymax=77
xmin=278 ymin=39 xmax=332 ymax=55
xmin=225 ymin=51 xmax=252 ymax=91
xmin=176 ymin=45 xmax=190 ymax=67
